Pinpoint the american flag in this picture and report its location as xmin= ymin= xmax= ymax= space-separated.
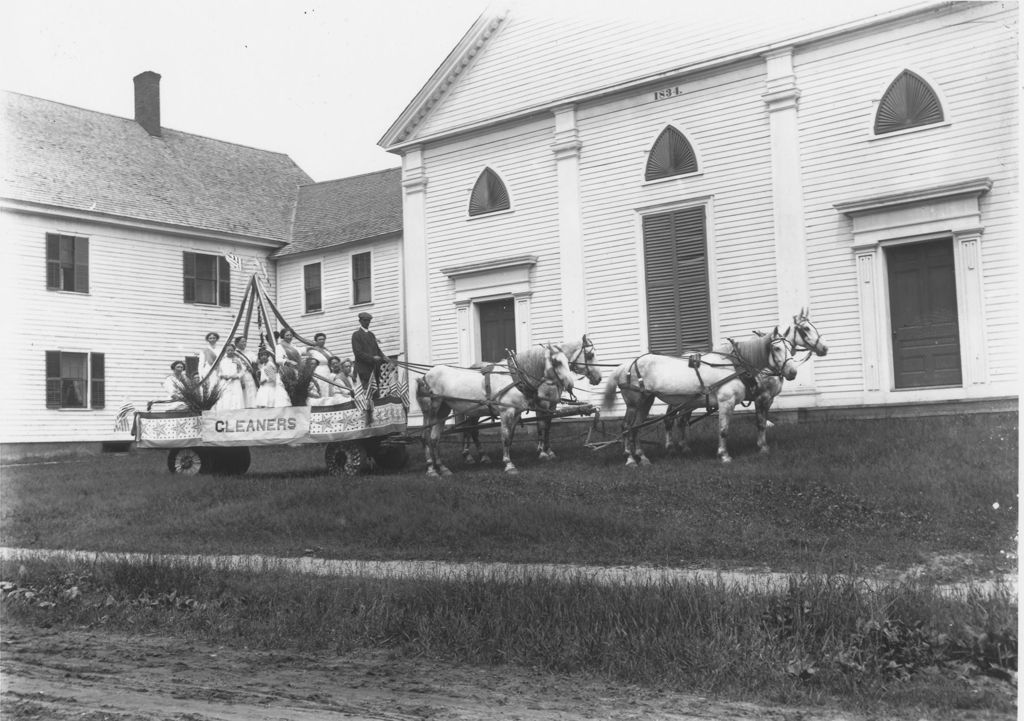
xmin=113 ymin=400 xmax=136 ymax=433
xmin=225 ymin=252 xmax=244 ymax=272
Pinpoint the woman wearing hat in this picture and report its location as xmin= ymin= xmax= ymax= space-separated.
xmin=197 ymin=331 xmax=222 ymax=388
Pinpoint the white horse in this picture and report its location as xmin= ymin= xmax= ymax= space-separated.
xmin=602 ymin=328 xmax=797 ymax=466
xmin=458 ymin=336 xmax=604 ymax=465
xmin=417 ymin=344 xmax=575 ymax=476
xmin=663 ymin=308 xmax=829 ymax=455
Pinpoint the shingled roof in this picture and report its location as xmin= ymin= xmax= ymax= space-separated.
xmin=1 ymin=90 xmax=313 ymax=242
xmin=276 ymin=167 xmax=403 ymax=258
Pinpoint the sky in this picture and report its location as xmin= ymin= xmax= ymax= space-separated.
xmin=3 ymin=0 xmax=932 ymax=183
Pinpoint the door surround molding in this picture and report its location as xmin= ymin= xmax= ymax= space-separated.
xmin=443 ymin=255 xmax=536 ymax=365
xmin=835 ymin=178 xmax=991 ymax=396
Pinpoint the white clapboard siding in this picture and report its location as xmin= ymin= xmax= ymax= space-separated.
xmin=796 ymin=1 xmax=1018 ymax=395
xmin=274 ymin=239 xmax=404 ymax=363
xmin=576 ymin=60 xmax=778 ymax=368
xmin=0 ymin=209 xmax=280 ymax=444
xmin=418 ymin=8 xmax=926 ymax=140
xmin=421 ymin=117 xmax=563 ymax=363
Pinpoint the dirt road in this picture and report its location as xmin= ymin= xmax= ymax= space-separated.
xmin=2 ymin=621 xmax=885 ymax=721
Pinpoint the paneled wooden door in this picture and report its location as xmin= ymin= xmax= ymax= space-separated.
xmin=478 ymin=298 xmax=516 ymax=363
xmin=886 ymin=239 xmax=962 ymax=389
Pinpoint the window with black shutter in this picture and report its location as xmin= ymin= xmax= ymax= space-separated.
xmin=183 ymin=252 xmax=231 ymax=306
xmin=45 ymin=233 xmax=89 ymax=293
xmin=645 ymin=127 xmax=698 ymax=182
xmin=874 ymin=70 xmax=944 ymax=135
xmin=643 ymin=206 xmax=711 ymax=354
xmin=304 ymin=262 xmax=322 ymax=313
xmin=45 ymin=350 xmax=102 ymax=409
xmin=468 ymin=168 xmax=511 ymax=216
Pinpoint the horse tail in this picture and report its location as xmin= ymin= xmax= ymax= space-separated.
xmin=602 ymin=367 xmax=622 ymax=411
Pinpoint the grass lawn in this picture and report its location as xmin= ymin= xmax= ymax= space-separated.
xmin=1 ymin=411 xmax=1017 ymax=576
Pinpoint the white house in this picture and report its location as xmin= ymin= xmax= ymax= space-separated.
xmin=0 ymin=74 xmax=404 ymax=458
xmin=379 ymin=1 xmax=1018 ymax=419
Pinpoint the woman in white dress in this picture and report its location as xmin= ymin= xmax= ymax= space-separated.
xmin=255 ymin=349 xmax=290 ymax=408
xmin=197 ymin=331 xmax=221 ymax=389
xmin=214 ymin=343 xmax=246 ymax=411
xmin=233 ymin=336 xmax=258 ymax=408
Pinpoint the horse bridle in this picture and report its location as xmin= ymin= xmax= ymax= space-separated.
xmin=566 ymin=335 xmax=597 ymax=379
xmin=767 ymin=334 xmax=797 ymax=377
xmin=791 ymin=316 xmax=825 ymax=356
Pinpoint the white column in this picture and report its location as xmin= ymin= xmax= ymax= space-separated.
xmin=401 ymin=146 xmax=429 ymax=422
xmin=454 ymin=300 xmax=471 ymax=366
xmin=551 ymin=106 xmax=587 ymax=339
xmin=763 ymin=48 xmax=815 ymax=396
xmin=953 ymin=228 xmax=988 ymax=389
xmin=514 ymin=292 xmax=533 ymax=352
xmin=855 ymin=249 xmax=883 ymax=392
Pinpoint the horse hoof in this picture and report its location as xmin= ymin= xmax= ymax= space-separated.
xmin=538 ymin=452 xmax=550 ymax=462
xmin=480 ymin=455 xmax=492 ymax=465
xmin=719 ymin=455 xmax=732 ymax=464
xmin=640 ymin=457 xmax=652 ymax=466
xmin=426 ymin=468 xmax=439 ymax=478
xmin=625 ymin=457 xmax=637 ymax=468
xmin=463 ymin=456 xmax=476 ymax=465
xmin=505 ymin=465 xmax=519 ymax=475
xmin=758 ymin=447 xmax=770 ymax=455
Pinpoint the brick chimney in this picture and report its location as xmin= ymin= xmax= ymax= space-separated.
xmin=133 ymin=71 xmax=161 ymax=137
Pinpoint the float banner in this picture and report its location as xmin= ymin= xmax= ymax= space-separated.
xmin=200 ymin=406 xmax=310 ymax=446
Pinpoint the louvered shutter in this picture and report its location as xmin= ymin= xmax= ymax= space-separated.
xmin=74 ymin=237 xmax=89 ymax=292
xmin=874 ymin=70 xmax=943 ymax=134
xmin=643 ymin=207 xmax=710 ymax=355
xmin=183 ymin=252 xmax=196 ymax=303
xmin=46 ymin=234 xmax=61 ymax=289
xmin=218 ymin=256 xmax=231 ymax=306
xmin=185 ymin=355 xmax=200 ymax=377
xmin=90 ymin=353 xmax=105 ymax=408
xmin=45 ymin=351 xmax=62 ymax=408
xmin=645 ymin=127 xmax=698 ymax=181
xmin=469 ymin=168 xmax=510 ymax=216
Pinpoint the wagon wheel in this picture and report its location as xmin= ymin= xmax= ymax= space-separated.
xmin=372 ymin=441 xmax=409 ymax=471
xmin=325 ymin=442 xmax=368 ymax=477
xmin=167 ymin=448 xmax=209 ymax=475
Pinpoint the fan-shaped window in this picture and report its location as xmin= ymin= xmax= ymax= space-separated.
xmin=469 ymin=168 xmax=510 ymax=217
xmin=874 ymin=70 xmax=944 ymax=135
xmin=645 ymin=126 xmax=698 ymax=181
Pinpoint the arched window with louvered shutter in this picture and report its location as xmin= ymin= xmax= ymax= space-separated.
xmin=645 ymin=126 xmax=698 ymax=181
xmin=874 ymin=70 xmax=944 ymax=135
xmin=468 ymin=167 xmax=511 ymax=217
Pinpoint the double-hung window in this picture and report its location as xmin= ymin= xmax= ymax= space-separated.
xmin=183 ymin=252 xmax=231 ymax=306
xmin=304 ymin=262 xmax=322 ymax=313
xmin=352 ymin=252 xmax=371 ymax=305
xmin=46 ymin=233 xmax=89 ymax=293
xmin=45 ymin=351 xmax=105 ymax=409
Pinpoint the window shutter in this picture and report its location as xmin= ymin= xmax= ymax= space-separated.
xmin=185 ymin=355 xmax=199 ymax=377
xmin=643 ymin=207 xmax=710 ymax=355
xmin=645 ymin=127 xmax=698 ymax=181
xmin=45 ymin=351 xmax=62 ymax=408
xmin=46 ymin=234 xmax=61 ymax=289
xmin=218 ymin=256 xmax=231 ymax=306
xmin=304 ymin=263 xmax=322 ymax=313
xmin=183 ymin=252 xmax=196 ymax=303
xmin=74 ymin=237 xmax=89 ymax=293
xmin=90 ymin=353 xmax=105 ymax=408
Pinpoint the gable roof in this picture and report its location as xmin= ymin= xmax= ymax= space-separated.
xmin=379 ymin=1 xmax=947 ymax=150
xmin=1 ymin=90 xmax=312 ymax=243
xmin=275 ymin=167 xmax=403 ymax=258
